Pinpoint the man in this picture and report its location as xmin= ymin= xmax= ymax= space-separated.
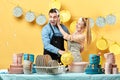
xmin=41 ymin=8 xmax=69 ymax=63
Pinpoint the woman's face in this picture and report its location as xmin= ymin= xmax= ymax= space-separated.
xmin=76 ymin=20 xmax=86 ymax=33
xmin=49 ymin=12 xmax=59 ymax=26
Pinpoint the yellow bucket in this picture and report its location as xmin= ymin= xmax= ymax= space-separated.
xmin=61 ymin=51 xmax=73 ymax=66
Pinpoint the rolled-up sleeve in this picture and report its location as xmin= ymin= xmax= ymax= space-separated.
xmin=41 ymin=27 xmax=59 ymax=54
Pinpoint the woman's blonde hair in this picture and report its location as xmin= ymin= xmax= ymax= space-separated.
xmin=78 ymin=17 xmax=92 ymax=45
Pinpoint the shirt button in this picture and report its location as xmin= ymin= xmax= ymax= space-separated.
xmin=55 ymin=41 xmax=57 ymax=43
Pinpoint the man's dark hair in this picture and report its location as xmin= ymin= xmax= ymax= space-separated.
xmin=49 ymin=8 xmax=59 ymax=17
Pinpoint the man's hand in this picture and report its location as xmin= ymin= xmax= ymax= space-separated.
xmin=58 ymin=50 xmax=65 ymax=55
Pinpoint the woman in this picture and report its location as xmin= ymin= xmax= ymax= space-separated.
xmin=57 ymin=17 xmax=91 ymax=62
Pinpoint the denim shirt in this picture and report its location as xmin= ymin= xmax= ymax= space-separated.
xmin=41 ymin=23 xmax=69 ymax=54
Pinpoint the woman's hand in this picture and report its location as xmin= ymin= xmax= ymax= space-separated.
xmin=57 ymin=18 xmax=61 ymax=27
xmin=80 ymin=46 xmax=84 ymax=52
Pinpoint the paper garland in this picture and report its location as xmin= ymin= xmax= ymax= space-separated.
xmin=25 ymin=11 xmax=36 ymax=22
xmin=13 ymin=6 xmax=23 ymax=17
xmin=49 ymin=0 xmax=61 ymax=10
xmin=109 ymin=42 xmax=120 ymax=55
xmin=12 ymin=5 xmax=117 ymax=27
xmin=36 ymin=14 xmax=47 ymax=26
xmin=106 ymin=14 xmax=116 ymax=25
xmin=60 ymin=10 xmax=71 ymax=23
xmin=70 ymin=21 xmax=77 ymax=33
xmin=89 ymin=18 xmax=94 ymax=28
xmin=96 ymin=16 xmax=106 ymax=27
xmin=96 ymin=37 xmax=108 ymax=50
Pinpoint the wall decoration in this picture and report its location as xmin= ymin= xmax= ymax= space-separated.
xmin=91 ymin=30 xmax=96 ymax=42
xmin=89 ymin=18 xmax=94 ymax=28
xmin=49 ymin=0 xmax=61 ymax=10
xmin=96 ymin=37 xmax=108 ymax=50
xmin=25 ymin=11 xmax=36 ymax=22
xmin=60 ymin=10 xmax=71 ymax=23
xmin=70 ymin=21 xmax=77 ymax=33
xmin=13 ymin=6 xmax=23 ymax=17
xmin=36 ymin=14 xmax=47 ymax=26
xmin=109 ymin=42 xmax=120 ymax=55
xmin=96 ymin=16 xmax=106 ymax=27
xmin=12 ymin=2 xmax=117 ymax=28
xmin=106 ymin=14 xmax=116 ymax=25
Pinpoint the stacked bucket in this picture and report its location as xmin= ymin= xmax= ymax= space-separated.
xmin=8 ymin=53 xmax=23 ymax=74
xmin=104 ymin=53 xmax=119 ymax=74
xmin=23 ymin=53 xmax=35 ymax=74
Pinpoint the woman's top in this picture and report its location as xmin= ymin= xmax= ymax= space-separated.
xmin=64 ymin=32 xmax=85 ymax=62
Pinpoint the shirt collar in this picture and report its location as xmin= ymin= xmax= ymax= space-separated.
xmin=49 ymin=23 xmax=58 ymax=29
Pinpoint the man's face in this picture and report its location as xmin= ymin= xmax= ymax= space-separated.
xmin=49 ymin=12 xmax=59 ymax=26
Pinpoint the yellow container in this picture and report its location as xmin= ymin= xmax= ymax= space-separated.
xmin=61 ymin=51 xmax=73 ymax=66
xmin=60 ymin=10 xmax=71 ymax=23
xmin=109 ymin=42 xmax=120 ymax=55
xmin=49 ymin=0 xmax=61 ymax=10
xmin=96 ymin=37 xmax=108 ymax=50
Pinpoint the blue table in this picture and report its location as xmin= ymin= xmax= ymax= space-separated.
xmin=0 ymin=73 xmax=120 ymax=80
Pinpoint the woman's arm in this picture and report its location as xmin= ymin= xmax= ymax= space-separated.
xmin=57 ymin=24 xmax=72 ymax=41
xmin=72 ymin=34 xmax=85 ymax=44
xmin=57 ymin=18 xmax=72 ymax=40
xmin=57 ymin=23 xmax=86 ymax=44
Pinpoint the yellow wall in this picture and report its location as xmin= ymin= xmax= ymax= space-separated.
xmin=0 ymin=0 xmax=120 ymax=69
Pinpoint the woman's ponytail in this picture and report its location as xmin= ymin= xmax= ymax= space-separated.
xmin=86 ymin=18 xmax=92 ymax=45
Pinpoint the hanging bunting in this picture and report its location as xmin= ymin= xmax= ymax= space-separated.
xmin=70 ymin=21 xmax=77 ymax=33
xmin=109 ymin=42 xmax=120 ymax=55
xmin=36 ymin=14 xmax=47 ymax=26
xmin=96 ymin=16 xmax=106 ymax=27
xmin=25 ymin=11 xmax=36 ymax=22
xmin=96 ymin=37 xmax=108 ymax=50
xmin=106 ymin=14 xmax=116 ymax=25
xmin=13 ymin=6 xmax=23 ymax=17
xmin=60 ymin=10 xmax=71 ymax=23
xmin=49 ymin=0 xmax=61 ymax=10
xmin=89 ymin=18 xmax=94 ymax=28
